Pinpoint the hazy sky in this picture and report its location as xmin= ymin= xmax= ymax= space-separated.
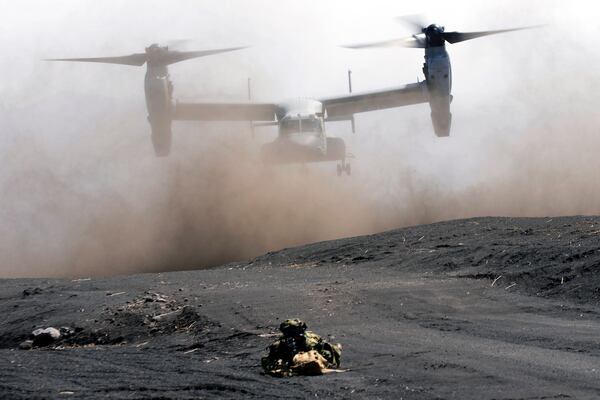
xmin=2 ymin=1 xmax=599 ymax=277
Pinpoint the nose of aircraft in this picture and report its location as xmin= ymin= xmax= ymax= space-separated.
xmin=287 ymin=133 xmax=322 ymax=148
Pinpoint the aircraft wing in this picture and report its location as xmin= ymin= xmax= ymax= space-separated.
xmin=172 ymin=102 xmax=278 ymax=121
xmin=321 ymin=82 xmax=428 ymax=119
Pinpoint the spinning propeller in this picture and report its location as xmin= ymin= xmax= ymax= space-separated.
xmin=345 ymin=15 xmax=541 ymax=49
xmin=46 ymin=43 xmax=246 ymax=67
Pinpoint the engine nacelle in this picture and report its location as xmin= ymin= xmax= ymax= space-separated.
xmin=429 ymin=97 xmax=452 ymax=137
xmin=150 ymin=119 xmax=172 ymax=157
xmin=145 ymin=72 xmax=173 ymax=156
xmin=426 ymin=87 xmax=453 ymax=137
xmin=424 ymin=46 xmax=452 ymax=137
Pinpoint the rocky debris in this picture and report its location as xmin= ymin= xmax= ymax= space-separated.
xmin=59 ymin=327 xmax=75 ymax=337
xmin=13 ymin=326 xmax=78 ymax=350
xmin=40 ymin=293 xmax=211 ymax=348
xmin=12 ymin=291 xmax=208 ymax=350
xmin=22 ymin=287 xmax=43 ymax=297
xmin=144 ymin=292 xmax=168 ymax=303
xmin=116 ymin=292 xmax=206 ymax=334
xmin=31 ymin=327 xmax=61 ymax=347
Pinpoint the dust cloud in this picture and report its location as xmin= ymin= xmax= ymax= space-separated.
xmin=2 ymin=1 xmax=600 ymax=278
xmin=0 ymin=118 xmax=390 ymax=278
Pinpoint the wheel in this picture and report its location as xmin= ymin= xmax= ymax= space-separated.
xmin=337 ymin=164 xmax=342 ymax=177
xmin=345 ymin=163 xmax=352 ymax=176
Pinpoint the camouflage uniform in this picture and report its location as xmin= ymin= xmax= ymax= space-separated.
xmin=261 ymin=319 xmax=342 ymax=376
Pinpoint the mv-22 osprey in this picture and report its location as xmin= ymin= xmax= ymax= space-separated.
xmin=48 ymin=20 xmax=535 ymax=175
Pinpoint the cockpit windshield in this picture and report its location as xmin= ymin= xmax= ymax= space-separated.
xmin=280 ymin=117 xmax=322 ymax=135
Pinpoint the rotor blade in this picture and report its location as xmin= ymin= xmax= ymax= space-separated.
xmin=343 ymin=36 xmax=425 ymax=49
xmin=394 ymin=14 xmax=427 ymax=33
xmin=45 ymin=53 xmax=147 ymax=66
xmin=444 ymin=25 xmax=542 ymax=44
xmin=162 ymin=46 xmax=247 ymax=65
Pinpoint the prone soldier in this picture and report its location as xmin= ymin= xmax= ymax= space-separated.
xmin=261 ymin=319 xmax=342 ymax=377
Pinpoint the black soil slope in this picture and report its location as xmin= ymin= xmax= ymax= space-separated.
xmin=258 ymin=216 xmax=600 ymax=303
xmin=1 ymin=216 xmax=600 ymax=399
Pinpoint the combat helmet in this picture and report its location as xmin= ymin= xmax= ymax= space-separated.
xmin=279 ymin=318 xmax=307 ymax=336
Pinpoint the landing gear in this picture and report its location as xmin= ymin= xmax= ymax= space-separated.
xmin=337 ymin=160 xmax=351 ymax=177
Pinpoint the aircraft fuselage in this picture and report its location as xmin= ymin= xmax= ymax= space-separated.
xmin=260 ymin=99 xmax=347 ymax=166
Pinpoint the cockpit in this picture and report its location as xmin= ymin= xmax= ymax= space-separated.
xmin=280 ymin=116 xmax=323 ymax=136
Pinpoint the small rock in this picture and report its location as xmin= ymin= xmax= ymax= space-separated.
xmin=19 ymin=340 xmax=33 ymax=350
xmin=22 ymin=287 xmax=43 ymax=297
xmin=59 ymin=327 xmax=75 ymax=337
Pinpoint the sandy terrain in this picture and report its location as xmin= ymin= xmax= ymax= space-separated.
xmin=1 ymin=216 xmax=600 ymax=399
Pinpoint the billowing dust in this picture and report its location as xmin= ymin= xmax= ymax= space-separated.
xmin=0 ymin=121 xmax=391 ymax=278
xmin=4 ymin=107 xmax=600 ymax=279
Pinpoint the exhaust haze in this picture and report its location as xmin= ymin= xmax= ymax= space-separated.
xmin=2 ymin=0 xmax=600 ymax=278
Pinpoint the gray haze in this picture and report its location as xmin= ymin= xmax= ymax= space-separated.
xmin=1 ymin=1 xmax=599 ymax=278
